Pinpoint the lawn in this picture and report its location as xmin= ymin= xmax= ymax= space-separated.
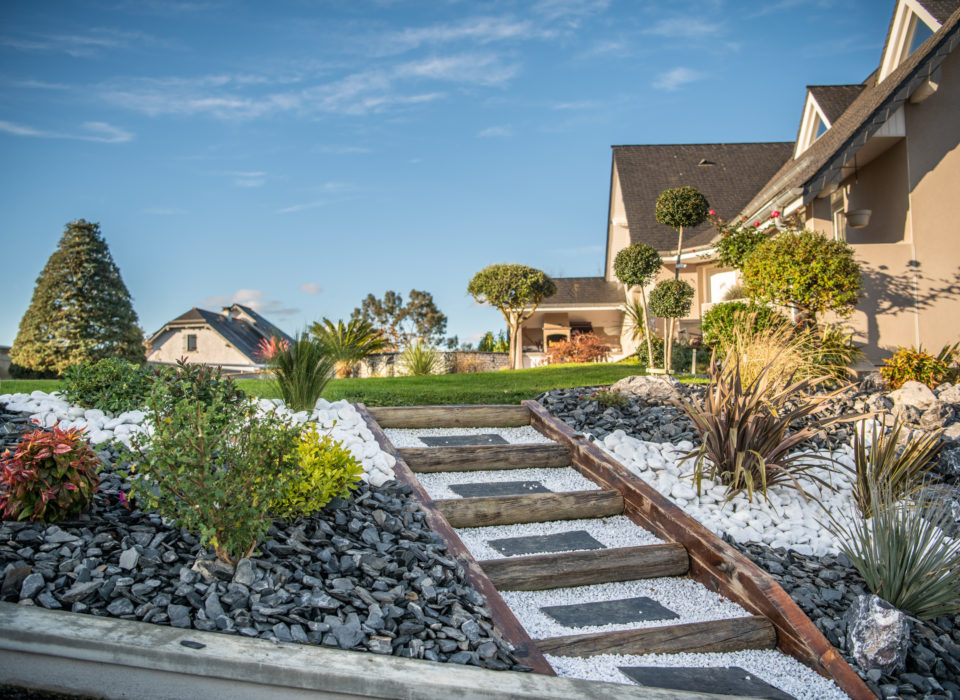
xmin=0 ymin=363 xmax=703 ymax=407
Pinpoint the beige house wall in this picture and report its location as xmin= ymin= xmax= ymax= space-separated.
xmin=605 ymin=163 xmax=631 ymax=281
xmin=147 ymin=326 xmax=256 ymax=369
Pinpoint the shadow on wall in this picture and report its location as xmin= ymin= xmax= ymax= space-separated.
xmin=858 ymin=261 xmax=960 ymax=359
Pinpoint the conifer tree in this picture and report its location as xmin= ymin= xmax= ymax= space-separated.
xmin=10 ymin=219 xmax=145 ymax=376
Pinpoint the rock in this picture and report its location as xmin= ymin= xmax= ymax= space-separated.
xmin=192 ymin=557 xmax=234 ymax=582
xmin=61 ymin=580 xmax=102 ymax=603
xmin=2 ymin=565 xmax=32 ymax=598
xmin=846 ymin=594 xmax=911 ymax=675
xmin=939 ymin=384 xmax=960 ymax=405
xmin=936 ymin=443 xmax=960 ymax=478
xmin=889 ymin=381 xmax=939 ymax=414
xmin=107 ymin=598 xmax=135 ymax=615
xmin=861 ymin=373 xmax=888 ymax=393
xmin=19 ymin=572 xmax=45 ymax=599
xmin=118 ymin=548 xmax=140 ymax=571
xmin=610 ymin=375 xmax=680 ymax=401
xmin=232 ymin=558 xmax=258 ymax=587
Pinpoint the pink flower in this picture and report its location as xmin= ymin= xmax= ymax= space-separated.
xmin=708 ymin=209 xmax=716 ymax=216
xmin=771 ymin=210 xmax=781 ymax=218
xmin=255 ymin=336 xmax=291 ymax=360
xmin=753 ymin=221 xmax=760 ymax=227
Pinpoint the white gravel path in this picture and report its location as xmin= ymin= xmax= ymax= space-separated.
xmin=384 ymin=425 xmax=556 ymax=447
xmin=457 ymin=516 xmax=663 ymax=560
xmin=547 ymin=649 xmax=848 ymax=700
xmin=418 ymin=467 xmax=598 ymax=500
xmin=502 ymin=578 xmax=749 ymax=638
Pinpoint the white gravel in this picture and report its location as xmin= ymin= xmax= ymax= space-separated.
xmin=418 ymin=467 xmax=598 ymax=500
xmin=384 ymin=425 xmax=556 ymax=447
xmin=457 ymin=516 xmax=663 ymax=561
xmin=547 ymin=649 xmax=848 ymax=700
xmin=502 ymin=578 xmax=749 ymax=638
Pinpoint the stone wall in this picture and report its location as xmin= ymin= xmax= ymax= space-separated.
xmin=356 ymin=351 xmax=509 ymax=378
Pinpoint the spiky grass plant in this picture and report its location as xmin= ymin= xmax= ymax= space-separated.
xmin=675 ymin=354 xmax=855 ymax=502
xmin=848 ymin=418 xmax=942 ymax=518
xmin=269 ymin=331 xmax=334 ymax=412
xmin=401 ymin=341 xmax=438 ymax=376
xmin=824 ymin=480 xmax=960 ymax=620
xmin=310 ymin=318 xmax=386 ymax=379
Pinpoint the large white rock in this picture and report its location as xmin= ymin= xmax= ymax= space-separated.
xmin=610 ymin=375 xmax=680 ymax=401
xmin=888 ymin=380 xmax=938 ymax=412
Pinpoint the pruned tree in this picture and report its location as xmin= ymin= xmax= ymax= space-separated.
xmin=10 ymin=219 xmax=144 ymax=377
xmin=613 ymin=243 xmax=662 ymax=369
xmin=351 ymin=289 xmax=447 ymax=350
xmin=467 ymin=264 xmax=556 ymax=370
xmin=649 ymin=279 xmax=694 ymax=373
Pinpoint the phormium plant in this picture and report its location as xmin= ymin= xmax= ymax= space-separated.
xmin=268 ymin=332 xmax=335 ymax=412
xmin=0 ymin=426 xmax=101 ymax=522
xmin=61 ymin=357 xmax=152 ymax=414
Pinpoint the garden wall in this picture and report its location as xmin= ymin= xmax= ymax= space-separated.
xmin=356 ymin=351 xmax=509 ymax=377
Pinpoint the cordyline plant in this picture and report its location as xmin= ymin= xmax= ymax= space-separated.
xmin=268 ymin=331 xmax=335 ymax=412
xmin=0 ymin=426 xmax=101 ymax=522
xmin=674 ymin=354 xmax=860 ymax=503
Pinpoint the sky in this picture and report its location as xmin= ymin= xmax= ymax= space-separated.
xmin=0 ymin=0 xmax=894 ymax=348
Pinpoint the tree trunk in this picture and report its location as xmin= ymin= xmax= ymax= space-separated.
xmin=507 ymin=318 xmax=520 ymax=370
xmin=673 ymin=225 xmax=684 ymax=280
xmin=665 ymin=318 xmax=674 ymax=373
xmin=638 ymin=286 xmax=655 ymax=369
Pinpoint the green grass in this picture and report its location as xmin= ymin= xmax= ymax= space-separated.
xmin=1 ymin=364 xmax=705 ymax=407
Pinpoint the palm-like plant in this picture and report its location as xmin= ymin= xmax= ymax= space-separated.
xmin=401 ymin=341 xmax=438 ymax=376
xmin=269 ymin=331 xmax=334 ymax=412
xmin=310 ymin=318 xmax=386 ymax=379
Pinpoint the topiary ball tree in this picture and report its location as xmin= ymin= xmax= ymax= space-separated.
xmin=655 ymin=186 xmax=710 ymax=281
xmin=613 ymin=243 xmax=662 ymax=368
xmin=741 ymin=228 xmax=861 ymax=329
xmin=649 ymin=279 xmax=695 ymax=374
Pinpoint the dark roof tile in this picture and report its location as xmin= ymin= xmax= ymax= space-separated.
xmin=808 ymin=85 xmax=866 ymax=124
xmin=540 ymin=277 xmax=623 ymax=306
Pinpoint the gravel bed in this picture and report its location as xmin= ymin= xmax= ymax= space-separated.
xmin=0 ymin=413 xmax=528 ymax=673
xmin=417 ymin=467 xmax=598 ymax=500
xmin=733 ymin=538 xmax=960 ymax=699
xmin=456 ymin=516 xmax=663 ymax=561
xmin=383 ymin=426 xmax=556 ymax=447
xmin=546 ymin=649 xmax=848 ymax=700
xmin=501 ymin=578 xmax=749 ymax=639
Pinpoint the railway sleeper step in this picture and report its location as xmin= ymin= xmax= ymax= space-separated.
xmin=368 ymin=404 xmax=531 ymax=428
xmin=399 ymin=443 xmax=571 ymax=472
xmin=436 ymin=489 xmax=624 ymax=528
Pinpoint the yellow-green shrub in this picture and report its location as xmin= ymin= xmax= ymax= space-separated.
xmin=275 ymin=425 xmax=363 ymax=518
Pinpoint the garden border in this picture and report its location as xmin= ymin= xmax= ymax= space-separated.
xmin=523 ymin=399 xmax=875 ymax=700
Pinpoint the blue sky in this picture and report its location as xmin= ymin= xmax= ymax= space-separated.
xmin=0 ymin=0 xmax=893 ymax=347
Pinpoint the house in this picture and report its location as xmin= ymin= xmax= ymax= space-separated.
xmin=522 ymin=0 xmax=960 ymax=367
xmin=146 ymin=304 xmax=292 ymax=375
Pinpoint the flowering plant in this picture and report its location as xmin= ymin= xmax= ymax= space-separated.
xmin=255 ymin=336 xmax=291 ymax=361
xmin=710 ymin=210 xmax=786 ymax=270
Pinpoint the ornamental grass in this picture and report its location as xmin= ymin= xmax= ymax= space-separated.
xmin=269 ymin=331 xmax=335 ymax=412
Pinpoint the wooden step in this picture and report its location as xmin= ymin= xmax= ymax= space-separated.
xmin=399 ymin=443 xmax=571 ymax=473
xmin=535 ymin=616 xmax=777 ymax=657
xmin=369 ymin=404 xmax=530 ymax=428
xmin=436 ymin=490 xmax=624 ymax=528
xmin=480 ymin=544 xmax=689 ymax=590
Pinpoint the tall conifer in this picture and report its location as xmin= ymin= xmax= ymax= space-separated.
xmin=11 ymin=219 xmax=144 ymax=376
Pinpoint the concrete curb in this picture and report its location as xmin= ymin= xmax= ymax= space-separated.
xmin=0 ymin=603 xmax=735 ymax=700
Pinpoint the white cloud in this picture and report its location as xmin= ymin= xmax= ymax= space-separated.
xmin=0 ymin=119 xmax=132 ymax=143
xmin=199 ymin=289 xmax=298 ymax=317
xmin=643 ymin=18 xmax=721 ymax=39
xmin=380 ymin=16 xmax=550 ymax=54
xmin=219 ymin=170 xmax=268 ymax=187
xmin=277 ymin=200 xmax=326 ymax=214
xmin=1 ymin=27 xmax=170 ymax=57
xmin=477 ymin=125 xmax=512 ymax=138
xmin=299 ymin=282 xmax=323 ymax=295
xmin=533 ymin=0 xmax=610 ymax=21
xmin=652 ymin=67 xmax=703 ymax=91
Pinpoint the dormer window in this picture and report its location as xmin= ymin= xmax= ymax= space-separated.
xmin=795 ymin=92 xmax=831 ymax=157
xmin=878 ymin=0 xmax=941 ymax=82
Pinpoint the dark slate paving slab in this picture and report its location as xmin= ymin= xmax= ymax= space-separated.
xmin=540 ymin=596 xmax=679 ymax=628
xmin=618 ymin=666 xmax=794 ymax=700
xmin=419 ymin=434 xmax=509 ymax=446
xmin=449 ymin=481 xmax=550 ymax=498
xmin=488 ymin=529 xmax=605 ymax=556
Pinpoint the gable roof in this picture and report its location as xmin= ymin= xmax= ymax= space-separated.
xmin=149 ymin=304 xmax=292 ymax=363
xmin=808 ymin=85 xmax=866 ymax=124
xmin=611 ymin=142 xmax=794 ymax=255
xmin=744 ymin=4 xmax=960 ymax=214
xmin=539 ymin=277 xmax=623 ymax=308
xmin=919 ymin=0 xmax=960 ymax=23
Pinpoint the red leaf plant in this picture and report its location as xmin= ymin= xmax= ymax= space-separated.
xmin=255 ymin=336 xmax=291 ymax=361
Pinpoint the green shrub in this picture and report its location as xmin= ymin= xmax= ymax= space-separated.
xmin=128 ymin=366 xmax=299 ymax=564
xmin=585 ymin=388 xmax=628 ymax=408
xmin=61 ymin=357 xmax=151 ymax=414
xmin=714 ymin=221 xmax=769 ymax=270
xmin=700 ymin=302 xmax=790 ymax=352
xmin=269 ymin=332 xmax=335 ymax=411
xmin=0 ymin=426 xmax=101 ymax=522
xmin=654 ymin=186 xmax=710 ymax=232
xmin=634 ymin=337 xmax=705 ymax=374
xmin=846 ymin=418 xmax=941 ymax=519
xmin=274 ymin=424 xmax=363 ymax=519
xmin=649 ymin=279 xmax=694 ymax=319
xmin=879 ymin=344 xmax=958 ymax=389
xmin=401 ymin=341 xmax=439 ymax=375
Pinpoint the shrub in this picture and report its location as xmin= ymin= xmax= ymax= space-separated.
xmin=128 ymin=367 xmax=299 ymax=564
xmin=268 ymin=332 xmax=334 ymax=411
xmin=700 ymin=302 xmax=790 ymax=352
xmin=401 ymin=341 xmax=439 ymax=375
xmin=655 ymin=186 xmax=710 ymax=233
xmin=585 ymin=388 xmax=628 ymax=408
xmin=546 ymin=333 xmax=610 ymax=364
xmin=61 ymin=357 xmax=151 ymax=414
xmin=711 ymin=213 xmax=772 ymax=270
xmin=846 ymin=418 xmax=941 ymax=518
xmin=675 ymin=356 xmax=848 ymax=502
xmin=311 ymin=318 xmax=386 ymax=379
xmin=649 ymin=279 xmax=695 ymax=319
xmin=811 ymin=323 xmax=863 ymax=381
xmin=721 ymin=282 xmax=747 ymax=302
xmin=634 ymin=336 xmax=705 ymax=374
xmin=150 ymin=359 xmax=246 ymax=412
xmin=274 ymin=425 xmax=364 ymax=519
xmin=0 ymin=426 xmax=101 ymax=522
xmin=879 ymin=344 xmax=959 ymax=389
xmin=824 ymin=481 xmax=960 ymax=620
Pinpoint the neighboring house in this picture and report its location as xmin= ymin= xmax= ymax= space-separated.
xmin=146 ymin=304 xmax=292 ymax=374
xmin=522 ymin=0 xmax=960 ymax=367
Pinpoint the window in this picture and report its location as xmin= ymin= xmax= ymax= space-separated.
xmin=831 ymin=190 xmax=847 ymax=242
xmin=879 ymin=1 xmax=940 ymax=82
xmin=794 ymin=93 xmax=831 ymax=157
xmin=185 ymin=334 xmax=197 ymax=352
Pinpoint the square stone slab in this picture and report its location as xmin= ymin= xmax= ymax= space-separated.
xmin=618 ymin=666 xmax=794 ymax=700
xmin=487 ymin=529 xmax=604 ymax=557
xmin=419 ymin=434 xmax=508 ymax=447
xmin=449 ymin=481 xmax=550 ymax=498
xmin=540 ymin=596 xmax=679 ymax=628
